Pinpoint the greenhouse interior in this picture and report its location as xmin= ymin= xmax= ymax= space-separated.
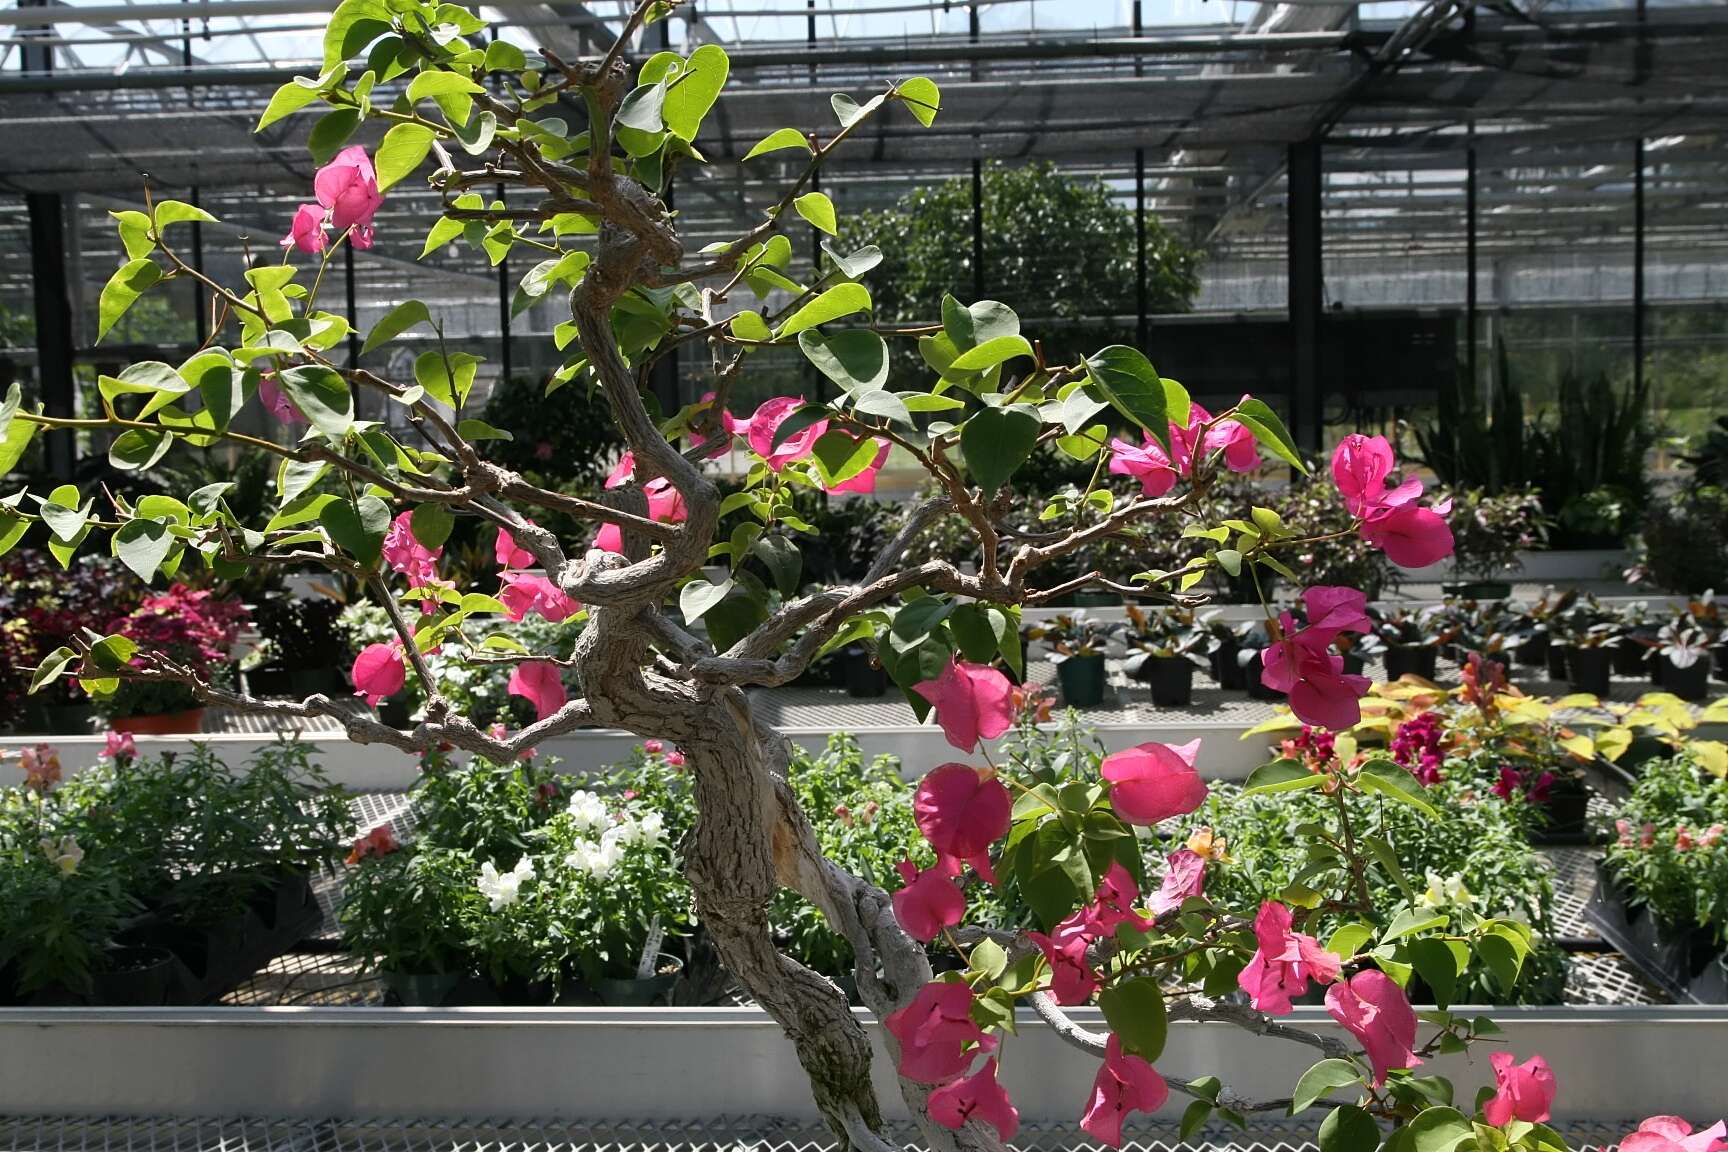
xmin=3 ymin=0 xmax=1728 ymax=1147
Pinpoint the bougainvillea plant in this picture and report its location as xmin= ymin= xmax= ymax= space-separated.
xmin=0 ymin=1 xmax=1713 ymax=1146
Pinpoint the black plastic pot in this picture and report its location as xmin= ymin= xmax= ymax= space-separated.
xmin=1383 ymin=645 xmax=1438 ymax=682
xmin=842 ymin=647 xmax=888 ymax=698
xmin=246 ymin=665 xmax=295 ymax=696
xmin=1146 ymin=656 xmax=1194 ymax=708
xmin=1535 ymin=776 xmax=1590 ymax=842
xmin=1209 ymin=641 xmax=1245 ymax=690
xmin=1546 ymin=643 xmax=1572 ymax=681
xmin=43 ymin=703 xmax=95 ymax=734
xmin=1244 ymin=652 xmax=1283 ymax=701
xmin=90 ymin=946 xmax=176 ymax=1006
xmin=1340 ymin=652 xmax=1366 ymax=677
xmin=1055 ymin=654 xmax=1107 ymax=708
xmin=1443 ymin=580 xmax=1513 ymax=600
xmin=1715 ymin=645 xmax=1728 ymax=683
xmin=1658 ymin=657 xmax=1712 ymax=702
xmin=1614 ymin=642 xmax=1652 ymax=678
xmin=594 ymin=955 xmax=684 ymax=1006
xmin=249 ymin=868 xmax=315 ymax=934
xmin=385 ymin=970 xmax=462 ymax=1006
xmin=1517 ymin=632 xmax=1551 ymax=668
xmin=1568 ymin=647 xmax=1614 ymax=696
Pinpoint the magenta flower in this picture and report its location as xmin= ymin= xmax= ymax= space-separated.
xmin=313 ymin=145 xmax=383 ymax=248
xmin=1302 ymin=586 xmax=1371 ymax=636
xmin=280 ymin=203 xmax=328 ymax=255
xmin=1237 ymin=900 xmax=1341 ymax=1015
xmin=745 ymin=395 xmax=826 ymax=471
xmin=257 ymin=372 xmax=307 ymax=425
xmin=1085 ymin=861 xmax=1157 ymax=936
xmin=382 ymin=511 xmax=441 ymax=587
xmin=1107 ymin=433 xmax=1177 ymax=497
xmin=1147 ymin=848 xmax=1207 ymax=916
xmin=914 ymin=763 xmax=1011 ymax=878
xmin=604 ymin=450 xmax=635 ymax=490
xmin=102 ymin=730 xmax=137 ymax=764
xmin=495 ymin=526 xmax=536 ymax=570
xmin=1201 ymin=404 xmax=1262 ymax=473
xmin=644 ymin=477 xmax=687 ymax=524
xmin=823 ymin=435 xmax=891 ymax=494
xmin=1027 ymin=920 xmax=1099 ymax=1005
xmin=351 ymin=643 xmax=405 ymax=707
xmin=498 ymin=571 xmax=580 ymax=623
xmin=1483 ymin=1052 xmax=1557 ymax=1125
xmin=1325 ymin=969 xmax=1421 ymax=1086
xmin=1361 ymin=501 xmax=1456 ymax=568
xmin=592 ymin=522 xmax=623 ymax=554
xmin=912 ymin=658 xmax=1015 ymax=752
xmin=507 ymin=660 xmax=566 ymax=721
xmin=1330 ymin=434 xmax=1454 ymax=567
xmin=929 ymin=1058 xmax=1019 ymax=1142
xmin=1260 ymin=615 xmax=1371 ymax=731
xmin=1622 ymin=1117 xmax=1728 ymax=1152
xmin=1100 ymin=739 xmax=1208 ymax=825
xmin=892 ymin=857 xmax=965 ymax=943
xmin=884 ymin=980 xmax=996 ymax=1083
xmin=1332 ymin=433 xmax=1401 ymax=516
xmin=1079 ymin=1034 xmax=1168 ymax=1147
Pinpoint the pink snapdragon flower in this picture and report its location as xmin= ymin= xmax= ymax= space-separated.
xmin=914 ymin=763 xmax=1011 ymax=881
xmin=1238 ymin=900 xmax=1341 ymax=1014
xmin=1622 ymin=1117 xmax=1728 ymax=1152
xmin=313 ymin=145 xmax=383 ymax=248
xmin=913 ymin=659 xmax=1015 ymax=752
xmin=1325 ymin=969 xmax=1421 ymax=1086
xmin=885 ymin=981 xmax=996 ymax=1083
xmin=1100 ymin=739 xmax=1208 ymax=825
xmin=351 ymin=643 xmax=406 ymax=707
xmin=102 ymin=730 xmax=137 ymax=764
xmin=19 ymin=743 xmax=61 ymax=794
xmin=1483 ymin=1052 xmax=1557 ymax=1125
xmin=507 ymin=661 xmax=566 ymax=721
xmin=929 ymin=1058 xmax=1019 ymax=1141
xmin=1080 ymin=1034 xmax=1169 ymax=1147
xmin=892 ymin=857 xmax=966 ymax=942
xmin=280 ymin=203 xmax=328 ymax=254
xmin=745 ymin=395 xmax=826 ymax=471
xmin=498 ymin=571 xmax=580 ymax=623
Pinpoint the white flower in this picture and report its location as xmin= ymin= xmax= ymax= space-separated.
xmin=1417 ymin=870 xmax=1475 ymax=910
xmin=612 ymin=811 xmax=665 ymax=848
xmin=39 ymin=835 xmax=82 ymax=874
xmin=477 ymin=856 xmax=536 ymax=910
xmin=566 ymin=789 xmax=610 ymax=834
xmin=565 ymin=837 xmax=622 ymax=878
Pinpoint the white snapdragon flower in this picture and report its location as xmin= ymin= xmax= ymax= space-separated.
xmin=477 ymin=857 xmax=536 ymax=911
xmin=566 ymin=789 xmax=610 ymax=834
xmin=39 ymin=835 xmax=83 ymax=874
xmin=633 ymin=811 xmax=665 ymax=846
xmin=1417 ymin=870 xmax=1475 ymax=910
xmin=565 ymin=837 xmax=622 ymax=878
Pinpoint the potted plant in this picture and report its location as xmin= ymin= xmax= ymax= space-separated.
xmin=1122 ymin=605 xmax=1208 ymax=707
xmin=1511 ymin=587 xmax=1577 ymax=670
xmin=1441 ymin=487 xmax=1547 ymax=599
xmin=91 ymin=585 xmax=248 ymax=734
xmin=1025 ymin=614 xmax=1116 ymax=708
xmin=1559 ymin=599 xmax=1622 ymax=696
xmin=0 ymin=551 xmax=144 ymax=735
xmin=1613 ymin=601 xmax=1658 ymax=678
xmin=1369 ymin=605 xmax=1445 ymax=681
xmin=1645 ymin=618 xmax=1714 ymax=701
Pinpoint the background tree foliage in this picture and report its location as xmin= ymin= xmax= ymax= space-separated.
xmin=842 ymin=160 xmax=1201 ymax=362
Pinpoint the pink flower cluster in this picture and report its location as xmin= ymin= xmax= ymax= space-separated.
xmin=1332 ymin=434 xmax=1454 ymax=569
xmin=1492 ymin=765 xmax=1556 ymax=805
xmin=1280 ymin=725 xmax=1337 ymax=770
xmin=1107 ymin=401 xmax=1260 ymax=497
xmin=18 ymin=743 xmax=61 ymax=794
xmin=1623 ymin=1117 xmax=1728 ymax=1152
xmin=1259 ymin=586 xmax=1373 ymax=731
xmin=118 ymin=585 xmax=249 ymax=676
xmin=1390 ymin=710 xmax=1446 ymax=785
xmin=281 ymin=145 xmax=383 ymax=254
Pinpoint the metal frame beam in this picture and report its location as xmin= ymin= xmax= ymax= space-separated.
xmin=1287 ymin=138 xmax=1323 ymax=455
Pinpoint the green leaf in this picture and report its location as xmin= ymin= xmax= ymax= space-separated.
xmin=776 ymin=283 xmax=871 ymax=338
xmin=729 ymin=311 xmax=773 ymax=342
xmin=750 ymin=535 xmax=802 ymax=599
xmin=810 ymin=430 xmax=880 ymax=488
xmin=680 ymin=575 xmax=734 ymax=623
xmin=375 ymin=122 xmax=436 ymax=192
xmin=661 ymin=44 xmax=728 ymax=140
xmin=257 ymin=76 xmax=327 ymax=130
xmin=110 ymin=210 xmax=156 ymax=261
xmin=0 ymin=413 xmax=35 ymax=476
xmin=407 ymin=70 xmax=483 ymax=103
xmin=742 ymin=127 xmax=811 ymax=161
xmin=483 ymin=40 xmax=526 ymax=72
xmin=1241 ymin=758 xmax=1326 ymax=797
xmin=363 ymin=299 xmax=432 ymax=355
xmin=1356 ymin=759 xmax=1440 ymax=818
xmin=153 ymin=200 xmax=215 ymax=229
xmin=1327 ymin=922 xmax=1375 ymax=960
xmin=949 ymin=334 xmax=1033 ymax=374
xmin=960 ymin=406 xmax=1039 ymax=496
xmin=455 ymin=418 xmax=511 ymax=441
xmin=616 ymin=81 xmax=667 ymax=133
xmin=793 ymin=191 xmax=837 ymax=236
xmin=1408 ymin=937 xmax=1458 ymax=1008
xmin=1232 ymin=398 xmax=1307 ymax=472
xmin=410 ymin=502 xmax=454 ymax=550
xmin=1179 ymin=1100 xmax=1212 ymax=1142
xmin=1362 ymin=834 xmax=1415 ymax=900
xmin=1318 ymin=1105 xmax=1381 ymax=1152
xmin=97 ymin=259 xmax=162 ymax=342
xmin=1405 ymin=1107 xmax=1473 ymax=1152
xmin=413 ymin=350 xmax=481 ymax=409
xmin=1383 ymin=907 xmax=1448 ymax=943
xmin=0 ymin=509 xmax=27 ymax=557
xmin=895 ymin=76 xmax=941 ymax=126
xmin=830 ymin=92 xmax=884 ymax=128
xmin=29 ymin=647 xmax=79 ymax=694
xmin=112 ymin=518 xmax=173 ymax=582
xmin=321 ymin=494 xmax=390 ymax=568
xmin=108 ymin=428 xmax=174 ymax=472
xmin=277 ymin=365 xmax=355 ymax=436
xmin=1098 ymin=976 xmax=1167 ymax=1062
xmin=323 ymin=0 xmax=391 ymax=68
xmin=1087 ymin=345 xmax=1170 ymax=448
xmin=797 ymin=329 xmax=889 ymax=393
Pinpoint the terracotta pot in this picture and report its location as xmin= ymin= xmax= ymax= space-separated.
xmin=112 ymin=708 xmax=205 ymax=735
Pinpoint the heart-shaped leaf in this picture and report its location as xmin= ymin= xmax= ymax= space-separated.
xmin=798 ymin=329 xmax=888 ymax=393
xmin=113 ymin=517 xmax=174 ymax=582
xmin=679 ymin=575 xmax=734 ymax=623
xmin=960 ymin=406 xmax=1039 ymax=495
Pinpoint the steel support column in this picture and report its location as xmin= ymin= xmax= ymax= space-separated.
xmin=26 ymin=192 xmax=76 ymax=479
xmin=970 ymin=160 xmax=985 ymax=301
xmin=1135 ymin=149 xmax=1148 ymax=350
xmin=1465 ymin=131 xmax=1477 ymax=397
xmin=1287 ymin=139 xmax=1323 ymax=455
xmin=497 ymin=183 xmax=512 ymax=386
xmin=1633 ymin=136 xmax=1645 ymax=396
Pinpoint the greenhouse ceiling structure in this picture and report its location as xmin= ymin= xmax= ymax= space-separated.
xmin=1 ymin=0 xmax=1725 ymax=457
